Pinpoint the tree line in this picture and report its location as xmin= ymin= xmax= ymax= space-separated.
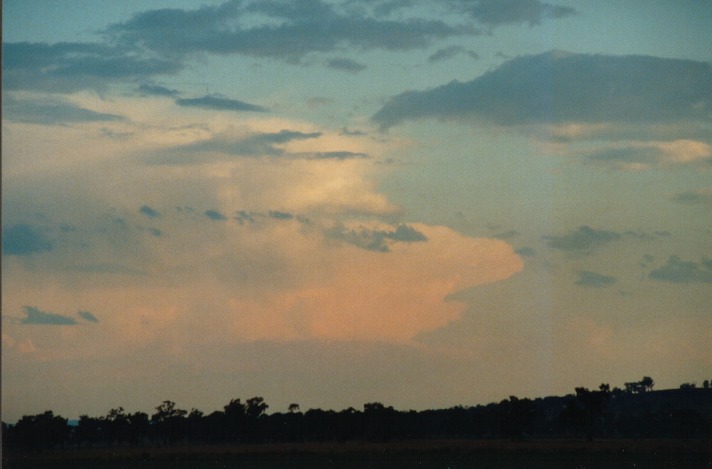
xmin=3 ymin=377 xmax=711 ymax=452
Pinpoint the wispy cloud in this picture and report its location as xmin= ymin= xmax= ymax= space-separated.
xmin=205 ymin=210 xmax=227 ymax=221
xmin=544 ymin=225 xmax=621 ymax=253
xmin=21 ymin=306 xmax=77 ymax=326
xmin=575 ymin=270 xmax=617 ymax=287
xmin=3 ymin=97 xmax=125 ymax=125
xmin=78 ymin=311 xmax=100 ymax=323
xmin=428 ymin=45 xmax=478 ymax=62
xmin=649 ymin=256 xmax=712 ymax=283
xmin=326 ymin=57 xmax=367 ymax=73
xmin=139 ymin=205 xmax=161 ymax=218
xmin=671 ymin=189 xmax=712 ymax=205
xmin=2 ymin=224 xmax=53 ymax=256
xmin=2 ymin=41 xmax=183 ymax=92
xmin=326 ymin=223 xmax=428 ymax=252
xmin=454 ymin=0 xmax=576 ymax=27
xmin=584 ymin=139 xmax=712 ymax=171
xmin=138 ymin=83 xmax=180 ymax=97
xmin=175 ymin=95 xmax=268 ymax=113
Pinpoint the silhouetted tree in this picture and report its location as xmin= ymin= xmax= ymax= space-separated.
xmin=245 ymin=397 xmax=269 ymax=442
xmin=364 ymin=402 xmax=396 ymax=441
xmin=75 ymin=415 xmax=102 ymax=448
xmin=104 ymin=407 xmax=131 ymax=446
xmin=641 ymin=376 xmax=654 ymax=392
xmin=127 ymin=411 xmax=150 ymax=446
xmin=12 ymin=411 xmax=69 ymax=451
xmin=502 ymin=396 xmax=538 ymax=440
xmin=223 ymin=398 xmax=247 ymax=442
xmin=151 ymin=401 xmax=187 ymax=445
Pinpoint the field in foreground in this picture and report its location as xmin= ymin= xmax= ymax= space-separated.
xmin=4 ymin=439 xmax=711 ymax=469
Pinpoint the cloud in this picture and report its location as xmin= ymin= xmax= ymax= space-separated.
xmin=493 ymin=230 xmax=519 ymax=240
xmin=78 ymin=311 xmax=100 ymax=323
xmin=428 ymin=45 xmax=473 ymax=62
xmin=373 ymin=51 xmax=712 ymax=129
xmin=454 ymin=0 xmax=576 ymax=27
xmin=671 ymin=189 xmax=712 ymax=205
xmin=21 ymin=306 xmax=77 ymax=326
xmin=575 ymin=270 xmax=617 ymax=287
xmin=147 ymin=228 xmax=163 ymax=237
xmin=312 ymin=151 xmax=368 ymax=160
xmin=2 ymin=41 xmax=183 ymax=92
xmin=2 ymin=224 xmax=53 ymax=255
xmin=139 ymin=205 xmax=161 ymax=218
xmin=3 ymin=97 xmax=125 ymax=125
xmin=148 ymin=129 xmax=340 ymax=164
xmin=648 ymin=256 xmax=712 ymax=283
xmin=205 ymin=210 xmax=227 ymax=221
xmin=175 ymin=95 xmax=268 ymax=113
xmin=514 ymin=247 xmax=535 ymax=256
xmin=225 ymin=223 xmax=523 ymax=341
xmin=325 ymin=223 xmax=428 ymax=252
xmin=584 ymin=139 xmax=712 ymax=171
xmin=106 ymin=0 xmax=467 ymax=64
xmin=326 ymin=57 xmax=367 ymax=73
xmin=544 ymin=225 xmax=621 ymax=253
xmin=268 ymin=210 xmax=295 ymax=220
xmin=138 ymin=83 xmax=180 ymax=97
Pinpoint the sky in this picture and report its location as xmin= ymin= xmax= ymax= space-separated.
xmin=2 ymin=0 xmax=711 ymax=423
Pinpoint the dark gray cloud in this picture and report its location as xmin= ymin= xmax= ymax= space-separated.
xmin=585 ymin=145 xmax=712 ymax=170
xmin=373 ymin=51 xmax=712 ymax=129
xmin=387 ymin=224 xmax=428 ymax=242
xmin=671 ymin=189 xmax=712 ymax=205
xmin=544 ymin=225 xmax=621 ymax=253
xmin=139 ymin=205 xmax=161 ymax=218
xmin=230 ymin=130 xmax=322 ymax=155
xmin=147 ymin=228 xmax=163 ymax=237
xmin=515 ymin=247 xmax=535 ymax=257
xmin=2 ymin=41 xmax=183 ymax=93
xmin=311 ymin=151 xmax=368 ymax=160
xmin=649 ymin=256 xmax=712 ymax=283
xmin=21 ymin=306 xmax=77 ymax=326
xmin=2 ymin=224 xmax=53 ymax=255
xmin=235 ymin=210 xmax=257 ymax=224
xmin=428 ymin=45 xmax=465 ymax=62
xmin=585 ymin=147 xmax=659 ymax=166
xmin=1 ymin=0 xmax=575 ymax=95
xmin=454 ymin=0 xmax=576 ymax=27
xmin=3 ymin=97 xmax=125 ymax=125
xmin=205 ymin=210 xmax=227 ymax=221
xmin=78 ymin=311 xmax=100 ymax=323
xmin=326 ymin=57 xmax=367 ymax=73
xmin=149 ymin=130 xmax=324 ymax=164
xmin=268 ymin=210 xmax=294 ymax=220
xmin=493 ymin=229 xmax=519 ymax=240
xmin=106 ymin=0 xmax=467 ymax=63
xmin=138 ymin=83 xmax=180 ymax=97
xmin=175 ymin=95 xmax=268 ymax=113
xmin=326 ymin=223 xmax=427 ymax=252
xmin=575 ymin=270 xmax=617 ymax=287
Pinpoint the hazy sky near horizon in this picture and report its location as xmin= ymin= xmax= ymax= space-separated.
xmin=2 ymin=0 xmax=711 ymax=422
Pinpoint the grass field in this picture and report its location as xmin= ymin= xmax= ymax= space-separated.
xmin=4 ymin=439 xmax=711 ymax=468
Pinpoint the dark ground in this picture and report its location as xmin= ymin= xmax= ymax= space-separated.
xmin=4 ymin=439 xmax=711 ymax=469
